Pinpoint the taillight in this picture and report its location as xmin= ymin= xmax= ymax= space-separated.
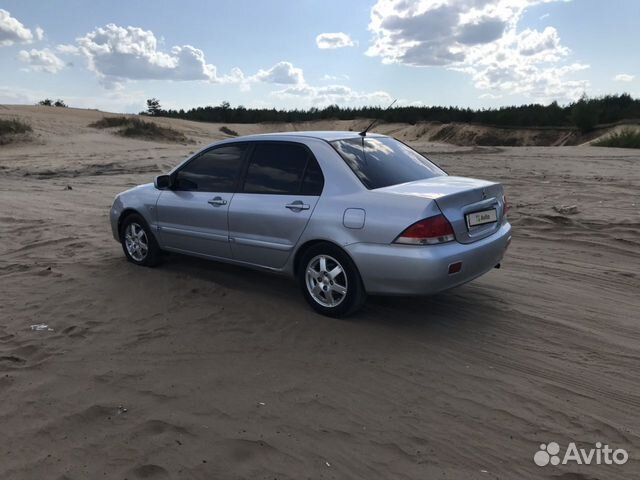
xmin=394 ymin=214 xmax=455 ymax=245
xmin=503 ymin=195 xmax=509 ymax=215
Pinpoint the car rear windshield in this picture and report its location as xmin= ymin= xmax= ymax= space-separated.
xmin=330 ymin=137 xmax=445 ymax=189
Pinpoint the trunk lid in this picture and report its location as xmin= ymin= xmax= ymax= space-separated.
xmin=376 ymin=176 xmax=505 ymax=244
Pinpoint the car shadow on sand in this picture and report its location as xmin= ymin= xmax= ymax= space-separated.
xmin=154 ymin=252 xmax=508 ymax=331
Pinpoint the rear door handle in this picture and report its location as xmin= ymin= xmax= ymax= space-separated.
xmin=285 ymin=201 xmax=310 ymax=211
xmin=208 ymin=196 xmax=227 ymax=206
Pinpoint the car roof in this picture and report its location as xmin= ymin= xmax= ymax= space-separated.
xmin=228 ymin=131 xmax=388 ymax=142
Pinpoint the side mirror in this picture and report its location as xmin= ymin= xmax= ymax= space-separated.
xmin=154 ymin=174 xmax=172 ymax=190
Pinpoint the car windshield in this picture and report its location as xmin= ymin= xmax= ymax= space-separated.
xmin=330 ymin=137 xmax=446 ymax=189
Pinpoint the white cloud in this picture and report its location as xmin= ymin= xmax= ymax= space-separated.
xmin=18 ymin=48 xmax=65 ymax=73
xmin=251 ymin=61 xmax=304 ymax=84
xmin=75 ymin=24 xmax=243 ymax=87
xmin=366 ymin=0 xmax=589 ymax=102
xmin=321 ymin=73 xmax=350 ymax=81
xmin=56 ymin=44 xmax=80 ymax=54
xmin=517 ymin=27 xmax=566 ymax=58
xmin=71 ymin=24 xmax=309 ymax=91
xmin=0 ymin=9 xmax=37 ymax=46
xmin=274 ymin=83 xmax=394 ymax=107
xmin=255 ymin=62 xmax=401 ymax=107
xmin=34 ymin=26 xmax=44 ymax=41
xmin=316 ymin=32 xmax=355 ymax=49
xmin=479 ymin=92 xmax=503 ymax=99
xmin=614 ymin=73 xmax=634 ymax=82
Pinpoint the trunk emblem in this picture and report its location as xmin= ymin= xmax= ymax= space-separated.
xmin=482 ymin=189 xmax=487 ymax=199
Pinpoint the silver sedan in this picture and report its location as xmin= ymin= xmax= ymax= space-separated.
xmin=110 ymin=132 xmax=511 ymax=316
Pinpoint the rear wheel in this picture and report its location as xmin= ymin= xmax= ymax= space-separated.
xmin=120 ymin=214 xmax=162 ymax=267
xmin=299 ymin=244 xmax=366 ymax=317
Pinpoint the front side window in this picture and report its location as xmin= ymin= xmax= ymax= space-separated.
xmin=174 ymin=144 xmax=246 ymax=192
xmin=243 ymin=142 xmax=322 ymax=195
xmin=331 ymin=137 xmax=445 ymax=189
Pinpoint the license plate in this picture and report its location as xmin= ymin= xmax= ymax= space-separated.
xmin=466 ymin=208 xmax=497 ymax=228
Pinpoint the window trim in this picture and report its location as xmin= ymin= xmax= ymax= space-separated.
xmin=238 ymin=140 xmax=325 ymax=196
xmin=171 ymin=142 xmax=250 ymax=193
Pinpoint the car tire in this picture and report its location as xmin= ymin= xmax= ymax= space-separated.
xmin=298 ymin=243 xmax=366 ymax=317
xmin=119 ymin=213 xmax=163 ymax=267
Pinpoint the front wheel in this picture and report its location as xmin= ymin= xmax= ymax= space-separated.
xmin=120 ymin=214 xmax=162 ymax=267
xmin=299 ymin=244 xmax=366 ymax=317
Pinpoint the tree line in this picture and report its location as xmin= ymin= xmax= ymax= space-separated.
xmin=140 ymin=93 xmax=637 ymax=131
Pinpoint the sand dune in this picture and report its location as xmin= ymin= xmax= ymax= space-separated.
xmin=1 ymin=106 xmax=639 ymax=479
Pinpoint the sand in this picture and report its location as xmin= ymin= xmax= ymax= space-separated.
xmin=1 ymin=106 xmax=639 ymax=479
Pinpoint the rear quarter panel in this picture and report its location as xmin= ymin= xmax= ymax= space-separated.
xmin=284 ymin=138 xmax=446 ymax=273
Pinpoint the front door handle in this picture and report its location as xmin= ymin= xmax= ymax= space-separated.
xmin=285 ymin=201 xmax=310 ymax=211
xmin=208 ymin=196 xmax=227 ymax=207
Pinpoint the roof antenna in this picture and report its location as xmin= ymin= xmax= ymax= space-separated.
xmin=359 ymin=99 xmax=397 ymax=136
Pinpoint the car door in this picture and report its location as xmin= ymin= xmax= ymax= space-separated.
xmin=228 ymin=141 xmax=324 ymax=269
xmin=156 ymin=143 xmax=247 ymax=259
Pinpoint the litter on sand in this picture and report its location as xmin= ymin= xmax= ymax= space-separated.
xmin=30 ymin=324 xmax=54 ymax=332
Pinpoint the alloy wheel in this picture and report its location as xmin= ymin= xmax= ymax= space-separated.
xmin=124 ymin=222 xmax=149 ymax=262
xmin=305 ymin=254 xmax=348 ymax=308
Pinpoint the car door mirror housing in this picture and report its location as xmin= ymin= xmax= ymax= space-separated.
xmin=154 ymin=174 xmax=173 ymax=190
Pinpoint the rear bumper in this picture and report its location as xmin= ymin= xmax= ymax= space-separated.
xmin=345 ymin=221 xmax=511 ymax=295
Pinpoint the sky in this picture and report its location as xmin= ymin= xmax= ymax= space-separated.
xmin=0 ymin=0 xmax=639 ymax=113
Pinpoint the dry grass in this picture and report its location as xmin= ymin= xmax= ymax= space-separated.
xmin=593 ymin=128 xmax=640 ymax=149
xmin=0 ymin=118 xmax=33 ymax=144
xmin=0 ymin=118 xmax=32 ymax=136
xmin=89 ymin=116 xmax=189 ymax=143
xmin=219 ymin=126 xmax=239 ymax=136
xmin=88 ymin=116 xmax=131 ymax=129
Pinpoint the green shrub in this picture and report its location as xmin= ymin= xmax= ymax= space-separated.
xmin=593 ymin=128 xmax=640 ymax=148
xmin=38 ymin=98 xmax=67 ymax=107
xmin=0 ymin=118 xmax=32 ymax=136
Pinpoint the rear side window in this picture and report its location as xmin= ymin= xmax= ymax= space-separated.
xmin=175 ymin=144 xmax=246 ymax=192
xmin=331 ymin=137 xmax=445 ymax=189
xmin=300 ymin=156 xmax=324 ymax=195
xmin=243 ymin=142 xmax=323 ymax=195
